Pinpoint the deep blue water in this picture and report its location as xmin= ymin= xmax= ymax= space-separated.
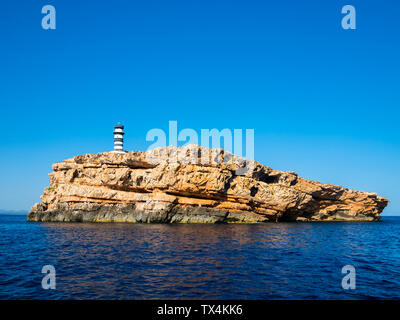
xmin=1 ymin=214 xmax=400 ymax=300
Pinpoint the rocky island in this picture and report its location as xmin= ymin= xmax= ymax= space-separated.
xmin=28 ymin=145 xmax=388 ymax=223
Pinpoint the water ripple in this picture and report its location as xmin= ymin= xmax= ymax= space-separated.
xmin=1 ymin=215 xmax=400 ymax=299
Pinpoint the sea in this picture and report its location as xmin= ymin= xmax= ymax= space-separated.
xmin=1 ymin=214 xmax=400 ymax=300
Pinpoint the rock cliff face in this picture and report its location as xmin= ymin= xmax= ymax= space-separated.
xmin=28 ymin=145 xmax=388 ymax=223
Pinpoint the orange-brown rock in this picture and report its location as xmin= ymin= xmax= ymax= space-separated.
xmin=28 ymin=145 xmax=389 ymax=223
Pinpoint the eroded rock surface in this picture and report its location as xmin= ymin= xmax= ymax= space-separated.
xmin=28 ymin=145 xmax=388 ymax=223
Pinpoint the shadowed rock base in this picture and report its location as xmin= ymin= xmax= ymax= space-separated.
xmin=28 ymin=203 xmax=268 ymax=223
xmin=28 ymin=145 xmax=388 ymax=223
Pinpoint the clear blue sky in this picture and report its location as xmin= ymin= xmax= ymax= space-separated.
xmin=0 ymin=0 xmax=399 ymax=214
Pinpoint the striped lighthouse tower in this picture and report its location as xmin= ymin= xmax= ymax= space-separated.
xmin=112 ymin=123 xmax=126 ymax=153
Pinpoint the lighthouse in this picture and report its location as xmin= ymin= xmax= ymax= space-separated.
xmin=112 ymin=123 xmax=126 ymax=153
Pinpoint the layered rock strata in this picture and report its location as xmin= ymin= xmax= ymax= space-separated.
xmin=28 ymin=145 xmax=388 ymax=223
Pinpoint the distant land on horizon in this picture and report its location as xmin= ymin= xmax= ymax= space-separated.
xmin=0 ymin=209 xmax=28 ymax=215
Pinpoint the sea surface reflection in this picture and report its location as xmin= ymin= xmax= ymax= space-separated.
xmin=1 ymin=215 xmax=400 ymax=299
